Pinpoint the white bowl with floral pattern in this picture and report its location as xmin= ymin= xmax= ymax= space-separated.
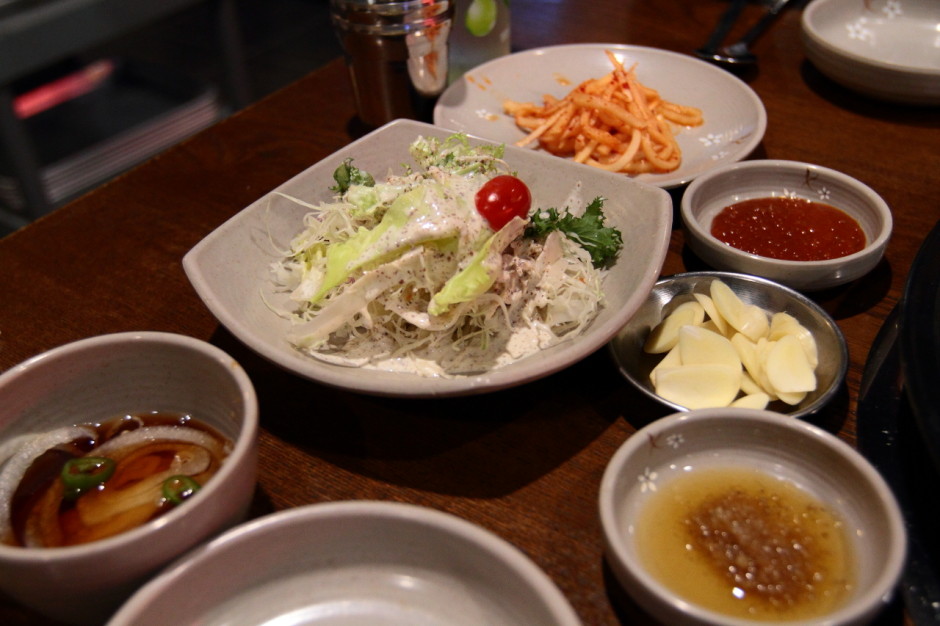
xmin=680 ymin=159 xmax=892 ymax=291
xmin=802 ymin=0 xmax=940 ymax=105
xmin=598 ymin=408 xmax=906 ymax=626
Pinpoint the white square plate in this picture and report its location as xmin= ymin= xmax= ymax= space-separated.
xmin=183 ymin=119 xmax=672 ymax=397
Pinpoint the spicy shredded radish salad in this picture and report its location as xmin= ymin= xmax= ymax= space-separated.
xmin=268 ymin=134 xmax=622 ymax=376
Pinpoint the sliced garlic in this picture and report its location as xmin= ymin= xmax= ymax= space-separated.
xmin=693 ymin=292 xmax=728 ymax=336
xmin=731 ymin=333 xmax=778 ymax=401
xmin=643 ymin=300 xmax=705 ymax=354
xmin=642 ymin=279 xmax=820 ymax=411
xmin=765 ymin=334 xmax=817 ymax=394
xmin=776 ymin=390 xmax=808 ymax=406
xmin=769 ymin=312 xmax=819 ymax=368
xmin=650 ymin=344 xmax=681 ymax=383
xmin=677 ymin=325 xmax=741 ymax=370
xmin=739 ymin=370 xmax=764 ymax=396
xmin=652 ymin=364 xmax=742 ymax=409
xmin=730 ymin=392 xmax=771 ymax=409
xmin=743 ymin=305 xmax=772 ymax=342
xmin=731 ymin=333 xmax=762 ymax=386
xmin=710 ymin=280 xmax=769 ymax=342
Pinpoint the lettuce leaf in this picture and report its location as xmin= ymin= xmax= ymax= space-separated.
xmin=428 ymin=217 xmax=525 ymax=315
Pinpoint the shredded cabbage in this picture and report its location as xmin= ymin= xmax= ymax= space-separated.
xmin=269 ymin=135 xmax=608 ymax=376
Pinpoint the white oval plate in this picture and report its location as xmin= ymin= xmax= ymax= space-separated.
xmin=434 ymin=44 xmax=767 ymax=189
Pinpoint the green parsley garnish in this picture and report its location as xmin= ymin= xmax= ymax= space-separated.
xmin=330 ymin=158 xmax=375 ymax=194
xmin=525 ymin=196 xmax=623 ymax=268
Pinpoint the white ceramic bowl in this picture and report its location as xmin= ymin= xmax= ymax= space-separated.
xmin=609 ymin=271 xmax=848 ymax=419
xmin=184 ymin=118 xmax=672 ymax=397
xmin=109 ymin=500 xmax=582 ymax=626
xmin=599 ymin=408 xmax=907 ymax=626
xmin=801 ymin=0 xmax=940 ymax=105
xmin=0 ymin=332 xmax=259 ymax=624
xmin=681 ymin=159 xmax=892 ymax=291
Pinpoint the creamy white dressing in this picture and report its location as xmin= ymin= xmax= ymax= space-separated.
xmin=307 ymin=321 xmax=560 ymax=377
xmin=270 ymin=136 xmax=607 ymax=377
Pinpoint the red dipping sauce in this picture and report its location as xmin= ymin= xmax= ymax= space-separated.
xmin=710 ymin=197 xmax=866 ymax=261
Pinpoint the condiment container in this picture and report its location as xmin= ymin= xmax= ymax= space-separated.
xmin=680 ymin=159 xmax=892 ymax=291
xmin=599 ymin=408 xmax=906 ymax=626
xmin=330 ymin=0 xmax=454 ymax=127
xmin=0 ymin=332 xmax=258 ymax=624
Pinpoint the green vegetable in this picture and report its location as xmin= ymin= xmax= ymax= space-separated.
xmin=525 ymin=197 xmax=623 ymax=267
xmin=162 ymin=475 xmax=201 ymax=505
xmin=429 ymin=217 xmax=525 ymax=315
xmin=311 ymin=184 xmax=462 ymax=303
xmin=330 ymin=158 xmax=375 ymax=194
xmin=429 ymin=232 xmax=499 ymax=316
xmin=61 ymin=456 xmax=116 ymax=498
xmin=410 ymin=134 xmax=504 ymax=176
xmin=345 ymin=184 xmax=380 ymax=216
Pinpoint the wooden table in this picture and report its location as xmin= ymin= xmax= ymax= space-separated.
xmin=1 ymin=0 xmax=937 ymax=623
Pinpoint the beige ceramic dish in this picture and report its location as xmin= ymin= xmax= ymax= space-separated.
xmin=599 ymin=408 xmax=907 ymax=626
xmin=184 ymin=119 xmax=672 ymax=397
xmin=608 ymin=271 xmax=848 ymax=418
xmin=109 ymin=501 xmax=582 ymax=626
xmin=802 ymin=0 xmax=940 ymax=105
xmin=434 ymin=43 xmax=767 ymax=189
xmin=681 ymin=159 xmax=892 ymax=292
xmin=0 ymin=332 xmax=258 ymax=624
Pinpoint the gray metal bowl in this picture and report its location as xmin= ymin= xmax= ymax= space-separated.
xmin=608 ymin=271 xmax=848 ymax=418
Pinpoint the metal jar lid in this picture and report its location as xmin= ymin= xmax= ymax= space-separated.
xmin=330 ymin=0 xmax=452 ymax=36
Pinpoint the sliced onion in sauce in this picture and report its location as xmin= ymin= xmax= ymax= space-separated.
xmin=0 ymin=426 xmax=96 ymax=543
xmin=76 ymin=443 xmax=212 ymax=526
xmin=23 ymin=439 xmax=220 ymax=547
xmin=5 ymin=424 xmax=229 ymax=547
xmin=0 ymin=433 xmax=33 ymax=466
xmin=90 ymin=425 xmax=228 ymax=460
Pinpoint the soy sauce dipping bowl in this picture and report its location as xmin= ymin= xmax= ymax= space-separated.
xmin=608 ymin=271 xmax=848 ymax=419
xmin=680 ymin=159 xmax=892 ymax=291
xmin=0 ymin=332 xmax=259 ymax=624
xmin=599 ymin=408 xmax=907 ymax=626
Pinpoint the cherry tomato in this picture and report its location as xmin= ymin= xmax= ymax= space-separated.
xmin=474 ymin=175 xmax=532 ymax=230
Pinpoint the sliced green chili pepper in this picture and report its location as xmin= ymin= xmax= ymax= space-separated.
xmin=61 ymin=456 xmax=116 ymax=498
xmin=162 ymin=475 xmax=201 ymax=505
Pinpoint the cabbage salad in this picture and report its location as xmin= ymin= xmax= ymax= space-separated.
xmin=269 ymin=134 xmax=623 ymax=376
